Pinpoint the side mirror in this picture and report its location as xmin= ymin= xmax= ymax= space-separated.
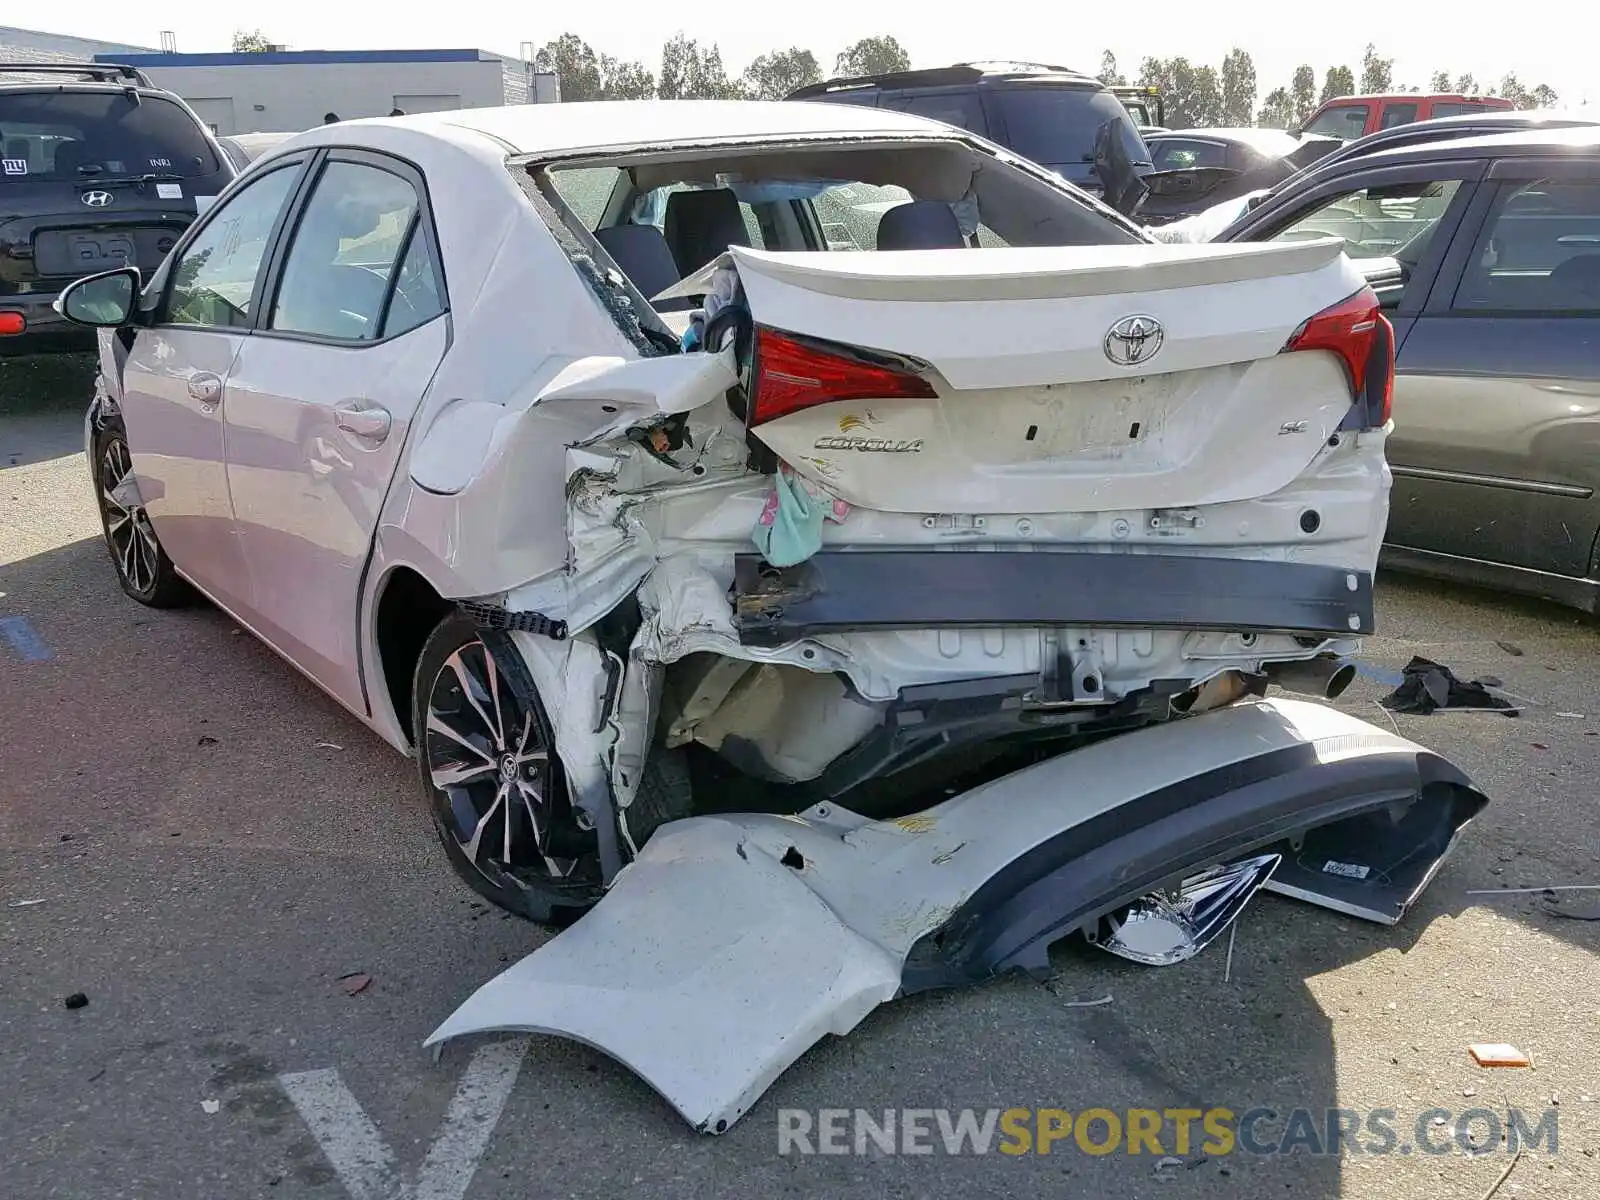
xmin=54 ymin=266 xmax=140 ymax=328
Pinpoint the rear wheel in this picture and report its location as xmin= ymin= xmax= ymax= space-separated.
xmin=93 ymin=427 xmax=193 ymax=608
xmin=413 ymin=613 xmax=604 ymax=923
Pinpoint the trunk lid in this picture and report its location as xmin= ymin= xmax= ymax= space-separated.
xmin=729 ymin=239 xmax=1373 ymax=514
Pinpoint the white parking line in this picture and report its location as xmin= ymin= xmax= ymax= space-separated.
xmin=279 ymin=1039 xmax=527 ymax=1200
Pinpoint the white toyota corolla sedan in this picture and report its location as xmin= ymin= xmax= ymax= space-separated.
xmin=58 ymin=101 xmax=1481 ymax=994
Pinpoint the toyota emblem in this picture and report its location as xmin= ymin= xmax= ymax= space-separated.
xmin=1103 ymin=314 xmax=1164 ymax=367
xmin=81 ymin=190 xmax=114 ymax=208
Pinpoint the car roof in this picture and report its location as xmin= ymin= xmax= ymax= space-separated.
xmin=1148 ymin=127 xmax=1304 ymax=156
xmin=1348 ymin=121 xmax=1600 ymax=168
xmin=308 ymin=99 xmax=967 ymax=158
xmin=790 ymin=61 xmax=1102 ymax=99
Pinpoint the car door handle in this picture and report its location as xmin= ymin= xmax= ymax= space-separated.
xmin=188 ymin=372 xmax=222 ymax=406
xmin=334 ymin=401 xmax=392 ymax=442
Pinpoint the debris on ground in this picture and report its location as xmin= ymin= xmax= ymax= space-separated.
xmin=1555 ymin=712 xmax=1585 ymax=719
xmin=314 ymin=740 xmax=344 ymax=751
xmin=1495 ymin=641 xmax=1525 ymax=656
xmin=338 ymin=972 xmax=372 ymax=996
xmin=1466 ymin=884 xmax=1600 ymax=895
xmin=1477 ymin=1150 xmax=1523 ymax=1200
xmin=63 ymin=992 xmax=88 ymax=1010
xmin=201 ymin=1098 xmax=221 ymax=1114
xmin=8 ymin=898 xmax=45 ymax=907
xmin=1153 ymin=1155 xmax=1185 ymax=1181
xmin=1061 ymin=994 xmax=1114 ymax=1008
xmin=1381 ymin=657 xmax=1517 ymax=716
xmin=197 ymin=735 xmax=219 ymax=747
xmin=1543 ymin=897 xmax=1600 ymax=921
xmin=1468 ymin=1043 xmax=1531 ymax=1068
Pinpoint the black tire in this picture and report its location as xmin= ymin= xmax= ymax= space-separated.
xmin=92 ymin=426 xmax=194 ymax=608
xmin=412 ymin=612 xmax=606 ymax=924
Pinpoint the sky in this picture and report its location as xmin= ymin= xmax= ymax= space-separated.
xmin=32 ymin=1 xmax=1596 ymax=107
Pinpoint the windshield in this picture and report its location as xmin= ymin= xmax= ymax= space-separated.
xmin=0 ymin=91 xmax=219 ymax=181
xmin=991 ymin=86 xmax=1150 ymax=167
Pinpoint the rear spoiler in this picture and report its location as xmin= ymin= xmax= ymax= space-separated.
xmin=0 ymin=61 xmax=154 ymax=88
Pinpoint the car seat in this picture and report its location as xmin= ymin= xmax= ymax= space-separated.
xmin=273 ymin=201 xmax=392 ymax=338
xmin=1546 ymin=253 xmax=1600 ymax=308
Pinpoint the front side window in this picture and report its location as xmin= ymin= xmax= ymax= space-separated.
xmin=1303 ymin=104 xmax=1369 ymax=139
xmin=0 ymin=91 xmax=220 ymax=181
xmin=269 ymin=160 xmax=422 ymax=340
xmin=1269 ymin=178 xmax=1463 ymax=259
xmin=164 ymin=164 xmax=300 ymax=328
xmin=1454 ymin=179 xmax=1600 ymax=312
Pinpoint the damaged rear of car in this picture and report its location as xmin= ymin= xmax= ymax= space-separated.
xmin=411 ymin=116 xmax=1486 ymax=1130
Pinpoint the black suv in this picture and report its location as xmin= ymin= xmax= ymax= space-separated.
xmin=1 ymin=62 xmax=235 ymax=356
xmin=788 ymin=61 xmax=1152 ymax=211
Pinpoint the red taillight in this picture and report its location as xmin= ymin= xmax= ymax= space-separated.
xmin=1283 ymin=287 xmax=1394 ymax=428
xmin=749 ymin=326 xmax=935 ymax=425
xmin=0 ymin=311 xmax=24 ymax=336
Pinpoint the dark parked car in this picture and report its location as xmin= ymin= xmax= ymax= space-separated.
xmin=1185 ymin=110 xmax=1600 ymax=243
xmin=789 ymin=61 xmax=1152 ymax=211
xmin=0 ymin=62 xmax=235 ymax=356
xmin=1139 ymin=127 xmax=1341 ymax=225
xmin=1218 ymin=125 xmax=1600 ymax=613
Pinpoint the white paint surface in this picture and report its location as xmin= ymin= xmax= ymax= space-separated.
xmin=279 ymin=1039 xmax=526 ymax=1200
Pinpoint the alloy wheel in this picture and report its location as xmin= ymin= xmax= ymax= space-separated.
xmin=99 ymin=438 xmax=161 ymax=597
xmin=423 ymin=638 xmax=584 ymax=887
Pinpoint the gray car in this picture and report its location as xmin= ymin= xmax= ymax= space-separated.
xmin=1220 ymin=125 xmax=1600 ymax=614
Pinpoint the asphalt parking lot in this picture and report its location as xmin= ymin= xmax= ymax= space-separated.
xmin=3 ymin=360 xmax=1598 ymax=1200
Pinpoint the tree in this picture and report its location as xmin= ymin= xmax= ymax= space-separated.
xmin=1455 ymin=73 xmax=1479 ymax=95
xmin=1257 ymin=87 xmax=1295 ymax=128
xmin=536 ymin=34 xmax=604 ymax=101
xmin=1290 ymin=65 xmax=1317 ymax=123
xmin=834 ymin=35 xmax=910 ymax=78
xmin=743 ymin=47 xmax=822 ymax=100
xmin=659 ymin=34 xmax=743 ymax=99
xmin=600 ymin=56 xmax=656 ymax=100
xmin=1527 ymin=82 xmax=1560 ymax=109
xmin=1358 ymin=43 xmax=1393 ymax=94
xmin=1136 ymin=57 xmax=1222 ymax=128
xmin=1099 ymin=50 xmax=1126 ymax=87
xmin=1320 ymin=65 xmax=1356 ymax=103
xmin=1429 ymin=70 xmax=1451 ymax=91
xmin=231 ymin=30 xmax=274 ymax=53
xmin=1219 ymin=48 xmax=1256 ymax=125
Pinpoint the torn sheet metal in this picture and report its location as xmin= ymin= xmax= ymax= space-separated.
xmin=427 ymin=698 xmax=1488 ymax=1133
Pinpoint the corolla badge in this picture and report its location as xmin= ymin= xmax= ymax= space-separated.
xmin=81 ymin=190 xmax=115 ymax=208
xmin=1104 ymin=314 xmax=1164 ymax=367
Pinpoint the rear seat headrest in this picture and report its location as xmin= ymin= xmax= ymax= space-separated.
xmin=594 ymin=223 xmax=693 ymax=312
xmin=876 ymin=200 xmax=966 ymax=250
xmin=664 ymin=188 xmax=751 ymax=276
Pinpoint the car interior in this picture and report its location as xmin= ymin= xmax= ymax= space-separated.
xmin=1454 ymin=180 xmax=1600 ymax=311
xmin=536 ymin=139 xmax=1142 ymax=330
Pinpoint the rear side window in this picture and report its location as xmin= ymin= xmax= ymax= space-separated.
xmin=1379 ymin=103 xmax=1419 ymax=129
xmin=991 ymin=87 xmax=1141 ymax=166
xmin=1149 ymin=139 xmax=1228 ymax=170
xmin=880 ymin=91 xmax=987 ymax=136
xmin=0 ymin=91 xmax=220 ymax=181
xmin=1431 ymin=102 xmax=1493 ymax=119
xmin=1454 ymin=179 xmax=1600 ymax=312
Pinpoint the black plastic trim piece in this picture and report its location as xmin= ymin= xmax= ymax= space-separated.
xmin=903 ymin=745 xmax=1487 ymax=992
xmin=458 ymin=601 xmax=569 ymax=640
xmin=733 ymin=550 xmax=1375 ymax=644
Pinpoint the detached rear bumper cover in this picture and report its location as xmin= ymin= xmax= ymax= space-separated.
xmin=426 ymin=698 xmax=1485 ymax=1133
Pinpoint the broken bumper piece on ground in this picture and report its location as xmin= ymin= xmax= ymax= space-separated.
xmin=425 ymin=697 xmax=1487 ymax=1134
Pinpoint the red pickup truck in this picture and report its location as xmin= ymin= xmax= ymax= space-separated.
xmin=1296 ymin=93 xmax=1514 ymax=140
